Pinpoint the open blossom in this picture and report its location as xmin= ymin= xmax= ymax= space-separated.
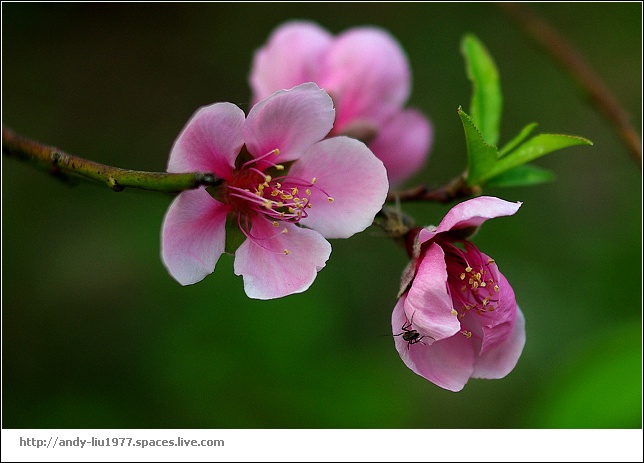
xmin=249 ymin=21 xmax=432 ymax=186
xmin=393 ymin=196 xmax=525 ymax=391
xmin=161 ymin=83 xmax=388 ymax=299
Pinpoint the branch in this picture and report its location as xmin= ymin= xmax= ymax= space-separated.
xmin=2 ymin=126 xmax=221 ymax=193
xmin=500 ymin=2 xmax=642 ymax=170
xmin=386 ymin=175 xmax=481 ymax=204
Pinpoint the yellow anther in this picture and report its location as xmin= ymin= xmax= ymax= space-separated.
xmin=480 ymin=282 xmax=486 ymax=287
xmin=274 ymin=149 xmax=280 ymax=156
xmin=494 ymin=285 xmax=500 ymax=292
xmin=291 ymin=187 xmax=298 ymax=195
xmin=451 ymin=308 xmax=458 ymax=316
xmin=461 ymin=330 xmax=472 ymax=338
xmin=465 ymin=266 xmax=473 ymax=273
xmin=472 ymin=282 xmax=479 ymax=290
xmin=307 ymin=203 xmax=312 ymax=208
xmin=488 ymin=258 xmax=495 ymax=264
xmin=460 ymin=273 xmax=466 ymax=280
xmin=264 ymin=175 xmax=272 ymax=182
xmin=482 ymin=297 xmax=490 ymax=306
xmin=263 ymin=200 xmax=273 ymax=209
xmin=272 ymin=221 xmax=279 ymax=227
xmin=283 ymin=249 xmax=290 ymax=255
xmin=311 ymin=177 xmax=317 ymax=184
xmin=271 ymin=190 xmax=279 ymax=197
xmin=305 ymin=189 xmax=312 ymax=195
xmin=282 ymin=228 xmax=288 ymax=234
xmin=288 ymin=207 xmax=295 ymax=213
xmin=275 ymin=164 xmax=285 ymax=170
xmin=475 ymin=272 xmax=482 ymax=280
xmin=327 ymin=197 xmax=334 ymax=203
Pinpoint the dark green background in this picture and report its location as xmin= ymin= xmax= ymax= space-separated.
xmin=2 ymin=3 xmax=641 ymax=428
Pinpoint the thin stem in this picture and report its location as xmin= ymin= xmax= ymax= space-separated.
xmin=386 ymin=175 xmax=481 ymax=204
xmin=2 ymin=126 xmax=221 ymax=193
xmin=499 ymin=2 xmax=642 ymax=170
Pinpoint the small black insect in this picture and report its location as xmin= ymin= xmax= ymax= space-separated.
xmin=393 ymin=313 xmax=427 ymax=350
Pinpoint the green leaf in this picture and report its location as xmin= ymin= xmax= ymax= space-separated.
xmin=486 ymin=164 xmax=555 ymax=187
xmin=461 ymin=107 xmax=593 ymax=186
xmin=459 ymin=107 xmax=498 ymax=186
xmin=498 ymin=122 xmax=538 ymax=157
xmin=488 ymin=133 xmax=593 ymax=180
xmin=461 ymin=34 xmax=502 ymax=146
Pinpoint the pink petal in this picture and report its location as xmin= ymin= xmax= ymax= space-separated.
xmin=161 ymin=188 xmax=231 ymax=285
xmin=404 ymin=243 xmax=461 ymax=341
xmin=244 ymin=83 xmax=335 ymax=164
xmin=478 ymin=264 xmax=518 ymax=355
xmin=419 ymin=196 xmax=522 ymax=244
xmin=368 ymin=109 xmax=433 ymax=187
xmin=167 ymin=102 xmax=245 ymax=179
xmin=233 ymin=218 xmax=332 ymax=300
xmin=319 ymin=27 xmax=410 ymax=130
xmin=249 ymin=21 xmax=333 ymax=104
xmin=393 ymin=296 xmax=475 ymax=392
xmin=288 ymin=136 xmax=389 ymax=239
xmin=472 ymin=307 xmax=526 ymax=380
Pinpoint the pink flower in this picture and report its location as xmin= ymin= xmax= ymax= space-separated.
xmin=393 ymin=196 xmax=526 ymax=391
xmin=249 ymin=21 xmax=432 ymax=186
xmin=161 ymin=83 xmax=389 ymax=299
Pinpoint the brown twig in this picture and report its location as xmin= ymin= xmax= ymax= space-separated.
xmin=386 ymin=175 xmax=481 ymax=204
xmin=499 ymin=2 xmax=642 ymax=170
xmin=2 ymin=126 xmax=221 ymax=193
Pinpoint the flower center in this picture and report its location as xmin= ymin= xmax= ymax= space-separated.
xmin=222 ymin=147 xmax=334 ymax=253
xmin=442 ymin=241 xmax=500 ymax=338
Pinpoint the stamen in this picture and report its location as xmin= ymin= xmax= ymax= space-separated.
xmin=240 ymin=148 xmax=281 ymax=170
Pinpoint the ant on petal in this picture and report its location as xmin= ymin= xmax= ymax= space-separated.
xmin=394 ymin=311 xmax=430 ymax=350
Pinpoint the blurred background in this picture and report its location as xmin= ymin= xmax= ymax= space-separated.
xmin=2 ymin=3 xmax=641 ymax=429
